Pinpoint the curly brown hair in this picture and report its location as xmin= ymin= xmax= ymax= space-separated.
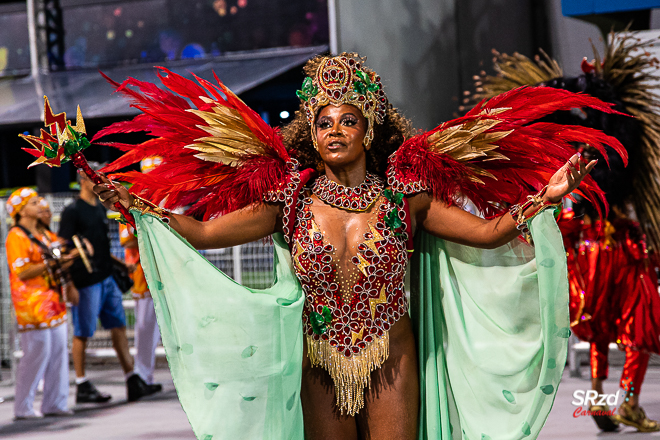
xmin=280 ymin=53 xmax=414 ymax=178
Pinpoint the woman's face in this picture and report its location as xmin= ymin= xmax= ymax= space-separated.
xmin=20 ymin=197 xmax=41 ymax=220
xmin=314 ymin=104 xmax=368 ymax=169
xmin=38 ymin=206 xmax=52 ymax=225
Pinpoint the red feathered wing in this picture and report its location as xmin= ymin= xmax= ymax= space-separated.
xmin=93 ymin=68 xmax=293 ymax=220
xmin=388 ymin=86 xmax=628 ymax=218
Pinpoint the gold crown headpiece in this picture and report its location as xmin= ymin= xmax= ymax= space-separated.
xmin=297 ymin=55 xmax=388 ymax=148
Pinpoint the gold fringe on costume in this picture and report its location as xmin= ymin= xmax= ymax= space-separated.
xmin=306 ymin=332 xmax=389 ymax=416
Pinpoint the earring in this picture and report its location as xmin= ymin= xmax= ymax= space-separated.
xmin=312 ymin=126 xmax=319 ymax=151
xmin=363 ymin=126 xmax=374 ymax=151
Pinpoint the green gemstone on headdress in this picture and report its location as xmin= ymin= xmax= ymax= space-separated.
xmin=296 ymin=77 xmax=318 ymax=102
xmin=354 ymin=69 xmax=380 ymax=96
xmin=355 ymin=69 xmax=368 ymax=84
xmin=295 ymin=90 xmax=308 ymax=101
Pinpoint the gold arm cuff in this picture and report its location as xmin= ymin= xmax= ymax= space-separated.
xmin=129 ymin=195 xmax=171 ymax=224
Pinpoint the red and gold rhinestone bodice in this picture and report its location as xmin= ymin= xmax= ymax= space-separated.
xmin=290 ymin=180 xmax=411 ymax=415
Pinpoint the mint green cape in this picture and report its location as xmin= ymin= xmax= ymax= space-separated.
xmin=133 ymin=210 xmax=568 ymax=440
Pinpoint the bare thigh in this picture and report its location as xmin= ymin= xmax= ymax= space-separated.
xmin=357 ymin=316 xmax=419 ymax=440
xmin=301 ymin=343 xmax=358 ymax=440
xmin=300 ymin=316 xmax=419 ymax=440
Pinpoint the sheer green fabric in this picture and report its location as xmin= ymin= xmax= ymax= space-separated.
xmin=133 ymin=212 xmax=305 ymax=440
xmin=133 ymin=209 xmax=567 ymax=440
xmin=411 ymin=210 xmax=569 ymax=439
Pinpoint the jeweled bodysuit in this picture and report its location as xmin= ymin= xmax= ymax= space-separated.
xmin=290 ymin=174 xmax=411 ymax=415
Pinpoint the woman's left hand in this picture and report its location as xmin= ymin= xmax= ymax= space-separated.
xmin=544 ymin=153 xmax=597 ymax=203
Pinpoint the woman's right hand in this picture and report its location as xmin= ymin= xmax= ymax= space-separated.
xmin=92 ymin=174 xmax=133 ymax=212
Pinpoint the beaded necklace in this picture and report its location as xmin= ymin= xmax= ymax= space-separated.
xmin=311 ymin=172 xmax=383 ymax=212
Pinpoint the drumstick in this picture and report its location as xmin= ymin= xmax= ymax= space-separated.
xmin=72 ymin=235 xmax=93 ymax=274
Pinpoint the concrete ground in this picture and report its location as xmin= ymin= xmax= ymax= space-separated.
xmin=0 ymin=366 xmax=195 ymax=440
xmin=0 ymin=364 xmax=658 ymax=439
xmin=540 ymin=365 xmax=660 ymax=439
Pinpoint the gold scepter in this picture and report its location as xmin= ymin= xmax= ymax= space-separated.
xmin=19 ymin=96 xmax=136 ymax=228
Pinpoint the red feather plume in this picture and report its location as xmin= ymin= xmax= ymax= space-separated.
xmin=93 ymin=68 xmax=293 ymax=219
xmin=389 ymin=86 xmax=628 ymax=218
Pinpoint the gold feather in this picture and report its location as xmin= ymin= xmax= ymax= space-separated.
xmin=426 ymin=113 xmax=513 ymax=179
xmin=184 ymin=99 xmax=267 ymax=166
xmin=462 ymin=49 xmax=562 ymax=110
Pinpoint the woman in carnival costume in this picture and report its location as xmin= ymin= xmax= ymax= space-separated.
xmin=465 ymin=32 xmax=660 ymax=433
xmin=5 ymin=188 xmax=73 ymax=419
xmin=87 ymin=53 xmax=625 ymax=439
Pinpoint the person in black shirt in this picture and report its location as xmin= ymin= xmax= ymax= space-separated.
xmin=59 ymin=163 xmax=160 ymax=403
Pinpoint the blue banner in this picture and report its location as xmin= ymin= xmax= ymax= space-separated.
xmin=562 ymin=0 xmax=660 ymax=16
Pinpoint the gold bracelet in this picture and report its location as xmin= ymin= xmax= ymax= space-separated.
xmin=526 ymin=201 xmax=562 ymax=224
xmin=129 ymin=195 xmax=171 ymax=224
xmin=509 ymin=186 xmax=562 ymax=244
xmin=509 ymin=186 xmax=547 ymax=223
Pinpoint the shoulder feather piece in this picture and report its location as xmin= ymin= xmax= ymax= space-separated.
xmin=94 ymin=68 xmax=297 ymax=220
xmin=388 ymin=86 xmax=628 ymax=218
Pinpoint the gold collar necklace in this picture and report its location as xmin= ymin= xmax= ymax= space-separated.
xmin=311 ymin=172 xmax=383 ymax=212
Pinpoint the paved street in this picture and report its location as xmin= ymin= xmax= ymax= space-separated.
xmin=0 ymin=366 xmax=195 ymax=440
xmin=540 ymin=365 xmax=660 ymax=439
xmin=0 ymin=363 xmax=658 ymax=439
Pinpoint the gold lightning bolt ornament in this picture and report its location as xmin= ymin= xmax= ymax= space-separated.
xmin=294 ymin=241 xmax=306 ymax=273
xmin=350 ymin=327 xmax=365 ymax=345
xmin=362 ymin=223 xmax=384 ymax=256
xmin=369 ymin=285 xmax=387 ymax=319
xmin=354 ymin=252 xmax=370 ymax=276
